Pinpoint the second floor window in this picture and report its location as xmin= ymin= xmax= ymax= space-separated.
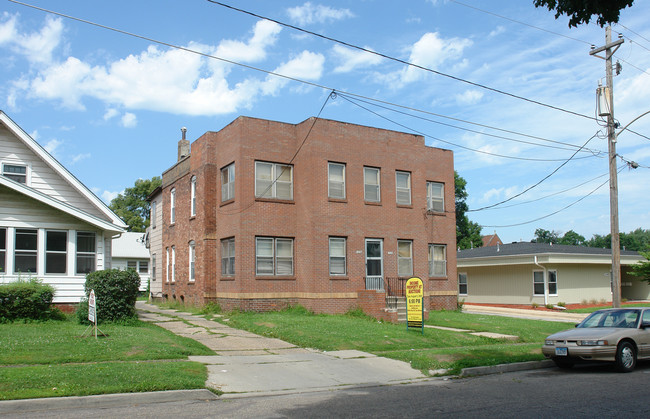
xmin=190 ymin=176 xmax=196 ymax=217
xmin=221 ymin=163 xmax=235 ymax=202
xmin=328 ymin=163 xmax=345 ymax=199
xmin=170 ymin=188 xmax=176 ymax=224
xmin=255 ymin=162 xmax=293 ymax=200
xmin=396 ymin=171 xmax=411 ymax=205
xmin=427 ymin=181 xmax=444 ymax=212
xmin=364 ymin=167 xmax=380 ymax=202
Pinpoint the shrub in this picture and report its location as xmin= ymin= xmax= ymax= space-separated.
xmin=456 ymin=299 xmax=465 ymax=312
xmin=0 ymin=279 xmax=63 ymax=322
xmin=80 ymin=269 xmax=140 ymax=323
xmin=557 ymin=302 xmax=566 ymax=307
xmin=531 ymin=302 xmax=539 ymax=308
xmin=545 ymin=304 xmax=554 ymax=309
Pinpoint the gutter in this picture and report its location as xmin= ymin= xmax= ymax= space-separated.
xmin=534 ymin=255 xmax=548 ymax=306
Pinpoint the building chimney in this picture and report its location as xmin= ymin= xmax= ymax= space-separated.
xmin=178 ymin=127 xmax=190 ymax=161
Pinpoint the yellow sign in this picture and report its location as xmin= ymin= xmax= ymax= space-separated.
xmin=405 ymin=277 xmax=423 ymax=331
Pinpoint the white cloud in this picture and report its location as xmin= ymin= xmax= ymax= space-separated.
xmin=331 ymin=44 xmax=382 ymax=73
xmin=71 ymin=153 xmax=90 ymax=164
xmin=455 ymin=89 xmax=484 ymax=105
xmin=287 ymin=3 xmax=354 ymax=25
xmin=0 ymin=14 xmax=63 ymax=65
xmin=216 ymin=20 xmax=281 ymax=63
xmin=121 ymin=112 xmax=137 ymax=128
xmin=262 ymin=50 xmax=325 ymax=95
xmin=43 ymin=138 xmax=63 ymax=155
xmin=489 ymin=26 xmax=506 ymax=38
xmin=401 ymin=32 xmax=472 ymax=84
xmin=29 ymin=130 xmax=39 ymax=141
xmin=104 ymin=108 xmax=119 ymax=121
xmin=101 ymin=190 xmax=120 ymax=203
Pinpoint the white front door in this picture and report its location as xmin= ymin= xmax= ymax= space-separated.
xmin=365 ymin=238 xmax=383 ymax=290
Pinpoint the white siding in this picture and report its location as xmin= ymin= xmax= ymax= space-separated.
xmin=149 ymin=193 xmax=163 ymax=297
xmin=0 ymin=126 xmax=108 ymax=221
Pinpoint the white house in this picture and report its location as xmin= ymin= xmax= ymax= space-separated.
xmin=145 ymin=186 xmax=163 ymax=300
xmin=0 ymin=111 xmax=127 ymax=304
xmin=111 ymin=232 xmax=150 ymax=292
xmin=457 ymin=242 xmax=648 ymax=306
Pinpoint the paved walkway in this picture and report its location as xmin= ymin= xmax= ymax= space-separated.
xmin=463 ymin=304 xmax=589 ymax=323
xmin=137 ymin=302 xmax=430 ymax=397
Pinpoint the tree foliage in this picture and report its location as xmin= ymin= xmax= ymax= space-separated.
xmin=630 ymin=252 xmax=650 ymax=284
xmin=109 ymin=176 xmax=161 ymax=232
xmin=455 ymin=172 xmax=482 ymax=250
xmin=532 ymin=227 xmax=649 ymax=252
xmin=534 ymin=0 xmax=634 ymax=27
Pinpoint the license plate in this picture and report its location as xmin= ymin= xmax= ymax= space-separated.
xmin=555 ymin=347 xmax=568 ymax=356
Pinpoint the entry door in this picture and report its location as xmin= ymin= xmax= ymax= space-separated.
xmin=365 ymin=239 xmax=384 ymax=290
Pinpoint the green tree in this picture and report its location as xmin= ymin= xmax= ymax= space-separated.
xmin=455 ymin=171 xmax=483 ymax=250
xmin=534 ymin=0 xmax=634 ymax=27
xmin=532 ymin=228 xmax=560 ymax=244
xmin=109 ymin=176 xmax=161 ymax=232
xmin=630 ymin=251 xmax=650 ymax=284
xmin=558 ymin=230 xmax=586 ymax=246
xmin=586 ymin=233 xmax=611 ymax=249
xmin=585 ymin=229 xmax=650 ymax=252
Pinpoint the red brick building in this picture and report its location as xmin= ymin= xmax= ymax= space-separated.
xmin=160 ymin=116 xmax=457 ymax=319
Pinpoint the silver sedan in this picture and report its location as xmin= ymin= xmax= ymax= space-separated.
xmin=542 ymin=308 xmax=650 ymax=372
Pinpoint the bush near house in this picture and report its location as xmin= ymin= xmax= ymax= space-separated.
xmin=78 ymin=269 xmax=140 ymax=324
xmin=0 ymin=279 xmax=63 ymax=322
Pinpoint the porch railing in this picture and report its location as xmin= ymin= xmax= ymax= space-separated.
xmin=364 ymin=277 xmax=408 ymax=310
xmin=364 ymin=276 xmax=384 ymax=291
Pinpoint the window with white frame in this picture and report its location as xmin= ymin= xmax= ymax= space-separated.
xmin=328 ymin=163 xmax=345 ymax=199
xmin=2 ymin=163 xmax=27 ymax=184
xmin=76 ymin=231 xmax=96 ymax=275
xmin=45 ymin=230 xmax=67 ymax=274
xmin=170 ymin=188 xmax=176 ymax=224
xmin=189 ymin=241 xmax=196 ymax=282
xmin=256 ymin=237 xmax=294 ymax=276
xmin=171 ymin=246 xmax=176 ymax=282
xmin=255 ymin=162 xmax=293 ymax=200
xmin=165 ymin=248 xmax=170 ymax=283
xmin=534 ymin=270 xmax=558 ymax=296
xmin=152 ymin=254 xmax=156 ymax=280
xmin=364 ymin=167 xmax=380 ymax=202
xmin=428 ymin=244 xmax=446 ymax=277
xmin=548 ymin=270 xmax=558 ymax=295
xmin=221 ymin=163 xmax=235 ymax=202
xmin=397 ymin=240 xmax=413 ymax=277
xmin=190 ymin=176 xmax=197 ymax=217
xmin=0 ymin=228 xmax=6 ymax=274
xmin=458 ymin=272 xmax=468 ymax=295
xmin=14 ymin=229 xmax=37 ymax=274
xmin=396 ymin=172 xmax=411 ymax=205
xmin=329 ymin=237 xmax=346 ymax=275
xmin=151 ymin=200 xmax=156 ymax=228
xmin=221 ymin=237 xmax=235 ymax=276
xmin=426 ymin=181 xmax=444 ymax=212
xmin=127 ymin=260 xmax=148 ymax=274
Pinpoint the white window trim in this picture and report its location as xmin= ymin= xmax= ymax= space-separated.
xmin=255 ymin=161 xmax=293 ymax=200
xmin=458 ymin=272 xmax=468 ymax=296
xmin=171 ymin=246 xmax=176 ymax=283
xmin=190 ymin=176 xmax=197 ymax=217
xmin=395 ymin=171 xmax=411 ymax=206
xmin=429 ymin=244 xmax=447 ymax=277
xmin=364 ymin=167 xmax=381 ymax=202
xmin=221 ymin=237 xmax=235 ymax=276
xmin=427 ymin=181 xmax=445 ymax=212
xmin=0 ymin=227 xmax=6 ymax=275
xmin=170 ymin=188 xmax=176 ymax=224
xmin=189 ymin=241 xmax=195 ymax=282
xmin=255 ymin=237 xmax=294 ymax=276
xmin=328 ymin=237 xmax=346 ymax=276
xmin=165 ymin=248 xmax=170 ymax=283
xmin=221 ymin=163 xmax=235 ymax=202
xmin=151 ymin=253 xmax=157 ymax=281
xmin=1 ymin=161 xmax=30 ymax=185
xmin=397 ymin=239 xmax=413 ymax=277
xmin=328 ymin=162 xmax=346 ymax=199
xmin=75 ymin=231 xmax=96 ymax=275
xmin=45 ymin=230 xmax=68 ymax=275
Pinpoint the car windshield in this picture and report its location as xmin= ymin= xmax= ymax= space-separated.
xmin=578 ymin=309 xmax=640 ymax=329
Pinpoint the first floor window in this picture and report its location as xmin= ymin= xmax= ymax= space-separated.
xmin=329 ymin=237 xmax=346 ymax=275
xmin=548 ymin=270 xmax=558 ymax=295
xmin=428 ymin=244 xmax=446 ymax=277
xmin=459 ymin=273 xmax=468 ymax=295
xmin=2 ymin=163 xmax=27 ymax=184
xmin=152 ymin=254 xmax=157 ymax=280
xmin=189 ymin=241 xmax=196 ymax=282
xmin=221 ymin=163 xmax=235 ymax=201
xmin=221 ymin=238 xmax=235 ymax=276
xmin=397 ymin=240 xmax=413 ymax=277
xmin=76 ymin=232 xmax=96 ymax=274
xmin=165 ymin=248 xmax=170 ymax=283
xmin=46 ymin=230 xmax=67 ymax=274
xmin=171 ymin=246 xmax=176 ymax=282
xmin=427 ymin=181 xmax=444 ymax=212
xmin=533 ymin=271 xmax=544 ymax=295
xmin=256 ymin=237 xmax=294 ymax=276
xmin=139 ymin=261 xmax=149 ymax=274
xmin=0 ymin=228 xmax=6 ymax=273
xmin=15 ymin=229 xmax=37 ymax=274
xmin=127 ymin=261 xmax=138 ymax=270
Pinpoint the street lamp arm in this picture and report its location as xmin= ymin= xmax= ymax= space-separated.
xmin=617 ymin=110 xmax=650 ymax=137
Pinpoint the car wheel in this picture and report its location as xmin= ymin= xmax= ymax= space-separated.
xmin=553 ymin=358 xmax=574 ymax=369
xmin=615 ymin=341 xmax=636 ymax=373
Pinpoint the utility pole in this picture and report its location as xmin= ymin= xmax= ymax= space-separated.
xmin=590 ymin=27 xmax=623 ymax=308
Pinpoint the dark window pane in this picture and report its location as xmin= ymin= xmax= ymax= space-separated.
xmin=77 ymin=255 xmax=95 ymax=274
xmin=46 ymin=253 xmax=66 ymax=274
xmin=367 ymin=260 xmax=381 ymax=276
xmin=0 ymin=228 xmax=6 ymax=250
xmin=15 ymin=254 xmax=37 ymax=273
xmin=77 ymin=232 xmax=95 ymax=252
xmin=46 ymin=231 xmax=67 ymax=251
xmin=15 ymin=229 xmax=37 ymax=250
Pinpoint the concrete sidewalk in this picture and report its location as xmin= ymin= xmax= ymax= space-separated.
xmin=463 ymin=304 xmax=589 ymax=323
xmin=137 ymin=302 xmax=430 ymax=397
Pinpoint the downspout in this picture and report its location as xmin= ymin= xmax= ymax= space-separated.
xmin=534 ymin=256 xmax=548 ymax=306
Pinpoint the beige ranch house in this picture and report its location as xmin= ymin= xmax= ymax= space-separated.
xmin=457 ymin=242 xmax=649 ymax=305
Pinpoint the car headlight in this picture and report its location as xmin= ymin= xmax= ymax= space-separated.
xmin=577 ymin=340 xmax=608 ymax=346
xmin=545 ymin=340 xmax=554 ymax=345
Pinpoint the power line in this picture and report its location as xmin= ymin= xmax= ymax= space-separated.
xmin=205 ymin=0 xmax=598 ymax=122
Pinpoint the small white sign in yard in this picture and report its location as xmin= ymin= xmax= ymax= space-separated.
xmin=88 ymin=289 xmax=96 ymax=324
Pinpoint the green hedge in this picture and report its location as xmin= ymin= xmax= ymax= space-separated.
xmin=80 ymin=269 xmax=140 ymax=323
xmin=0 ymin=279 xmax=62 ymax=322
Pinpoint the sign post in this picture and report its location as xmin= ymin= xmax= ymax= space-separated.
xmin=405 ymin=277 xmax=424 ymax=334
xmin=81 ymin=289 xmax=106 ymax=339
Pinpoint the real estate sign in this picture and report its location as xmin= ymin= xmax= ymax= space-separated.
xmin=88 ymin=289 xmax=96 ymax=324
xmin=406 ymin=277 xmax=423 ymax=333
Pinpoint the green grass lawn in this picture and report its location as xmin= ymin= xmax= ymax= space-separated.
xmin=0 ymin=318 xmax=214 ymax=400
xmin=566 ymin=302 xmax=650 ymax=313
xmin=215 ymin=306 xmax=573 ymax=375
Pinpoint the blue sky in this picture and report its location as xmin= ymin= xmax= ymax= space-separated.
xmin=2 ymin=0 xmax=649 ymax=244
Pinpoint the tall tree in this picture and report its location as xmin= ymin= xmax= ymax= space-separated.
xmin=630 ymin=252 xmax=650 ymax=284
xmin=109 ymin=176 xmax=162 ymax=232
xmin=455 ymin=172 xmax=482 ymax=250
xmin=532 ymin=228 xmax=560 ymax=244
xmin=558 ymin=230 xmax=586 ymax=246
xmin=534 ymin=0 xmax=634 ymax=27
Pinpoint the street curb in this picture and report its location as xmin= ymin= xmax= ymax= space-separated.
xmin=459 ymin=360 xmax=555 ymax=377
xmin=0 ymin=389 xmax=218 ymax=415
